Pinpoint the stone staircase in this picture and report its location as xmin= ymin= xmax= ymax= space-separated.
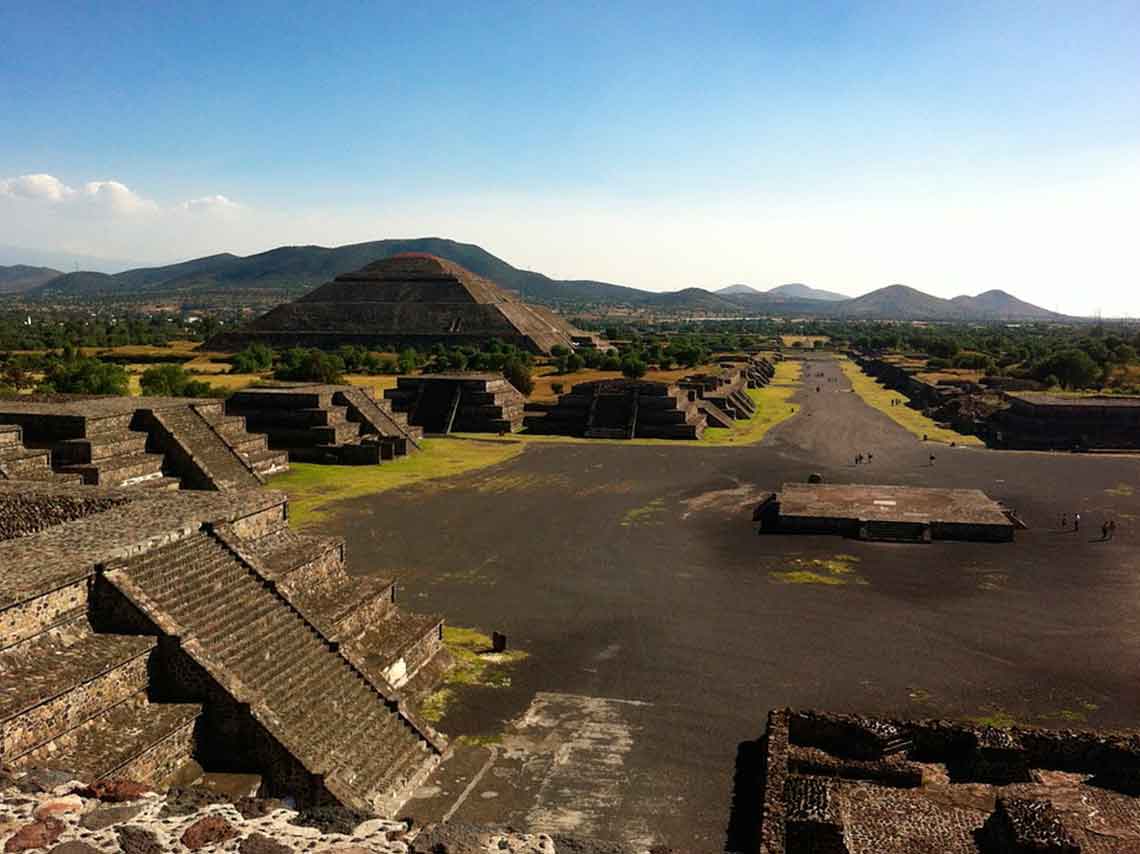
xmin=227 ymin=385 xmax=419 ymax=465
xmin=194 ymin=404 xmax=290 ymax=478
xmin=143 ymin=405 xmax=264 ymax=491
xmin=333 ymin=386 xmax=423 ymax=451
xmin=243 ymin=528 xmax=445 ymax=691
xmin=0 ymin=425 xmax=81 ymax=483
xmin=0 ymin=612 xmax=201 ymax=785
xmin=106 ymin=528 xmax=440 ymax=813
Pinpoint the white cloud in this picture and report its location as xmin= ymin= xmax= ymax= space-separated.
xmin=0 ymin=173 xmax=74 ymax=202
xmin=180 ymin=194 xmax=239 ymax=213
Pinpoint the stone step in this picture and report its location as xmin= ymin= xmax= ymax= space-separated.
xmin=0 ymin=631 xmax=156 ymax=760
xmin=0 ymin=425 xmax=21 ymax=447
xmin=148 ymin=406 xmax=261 ymax=490
xmin=11 ymin=689 xmax=201 ymax=786
xmin=52 ymin=433 xmax=148 ymax=465
xmin=57 ymin=451 xmax=167 ymax=487
xmin=230 ymin=433 xmax=269 ymax=455
xmin=246 ymin=530 xmax=346 ymax=584
xmin=0 ymin=446 xmax=54 ymax=477
xmin=134 ymin=475 xmax=183 ymax=492
xmin=246 ymin=448 xmax=289 ymax=477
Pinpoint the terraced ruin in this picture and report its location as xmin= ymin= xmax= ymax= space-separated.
xmin=1 ymin=481 xmax=448 ymax=815
xmin=0 ymin=397 xmax=286 ymax=490
xmin=756 ymin=708 xmax=1140 ymax=853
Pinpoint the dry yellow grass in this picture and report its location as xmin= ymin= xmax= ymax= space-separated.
xmin=344 ymin=374 xmax=400 ymax=397
xmin=780 ymin=335 xmax=830 ymax=348
xmin=839 ymin=358 xmax=984 ymax=446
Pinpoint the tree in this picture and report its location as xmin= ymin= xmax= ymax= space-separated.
xmin=502 ymin=358 xmax=534 ymax=395
xmin=231 ymin=342 xmax=274 ymax=374
xmin=38 ymin=356 xmax=129 ymax=396
xmin=621 ymin=357 xmax=647 ymax=379
xmin=274 ymin=348 xmax=345 ymax=383
xmin=140 ymin=364 xmax=213 ymax=397
xmin=566 ymin=353 xmax=584 ymax=372
xmin=1035 ymin=348 xmax=1101 ymax=390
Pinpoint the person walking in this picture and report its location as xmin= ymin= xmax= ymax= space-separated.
xmin=1102 ymin=521 xmax=1110 ymax=541
xmin=1062 ymin=513 xmax=1068 ymax=529
xmin=1109 ymin=519 xmax=1117 ymax=540
xmin=1074 ymin=512 xmax=1081 ymax=533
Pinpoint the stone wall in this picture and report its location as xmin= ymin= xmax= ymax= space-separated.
xmin=0 ymin=493 xmax=132 ymax=541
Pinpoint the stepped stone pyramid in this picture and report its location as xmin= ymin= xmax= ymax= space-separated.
xmin=0 ymin=481 xmax=449 ymax=815
xmin=208 ymin=253 xmax=585 ymax=354
xmin=525 ymin=379 xmax=708 ymax=440
xmin=383 ymin=373 xmax=526 ymax=434
xmin=227 ymin=383 xmax=424 ymax=464
xmin=0 ymin=396 xmax=287 ymax=490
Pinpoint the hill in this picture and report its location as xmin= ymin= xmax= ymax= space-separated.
xmin=767 ymin=283 xmax=848 ymax=302
xmin=14 ymin=238 xmax=1065 ymax=321
xmin=835 ymin=284 xmax=965 ymax=320
xmin=0 ymin=264 xmax=63 ymax=294
xmin=716 ymin=283 xmax=761 ymax=296
xmin=951 ymin=289 xmax=1060 ymax=321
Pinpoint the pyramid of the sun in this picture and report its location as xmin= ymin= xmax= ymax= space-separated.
xmin=207 ymin=253 xmax=582 ymax=354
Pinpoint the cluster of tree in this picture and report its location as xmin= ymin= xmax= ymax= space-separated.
xmin=273 ymin=348 xmax=348 ymax=384
xmin=35 ymin=349 xmax=131 ymax=396
xmin=139 ymin=364 xmax=220 ymax=398
xmin=0 ymin=311 xmax=205 ymax=350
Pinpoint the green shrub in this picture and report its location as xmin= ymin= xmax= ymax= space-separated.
xmin=38 ymin=356 xmax=129 ymax=396
xmin=140 ymin=364 xmax=213 ymax=397
xmin=502 ymin=358 xmax=534 ymax=396
xmin=621 ymin=357 xmax=647 ymax=379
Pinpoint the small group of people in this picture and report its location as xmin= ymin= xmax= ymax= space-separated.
xmin=890 ymin=398 xmax=904 ymax=407
xmin=854 ymin=452 xmax=874 ymax=465
xmin=1059 ymin=513 xmax=1118 ymax=539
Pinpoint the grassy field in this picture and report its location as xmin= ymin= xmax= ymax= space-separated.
xmin=838 ymin=358 xmax=984 ymax=446
xmin=780 ymin=335 xmax=830 ymax=348
xmin=267 ymin=438 xmax=526 ymax=527
xmin=701 ymin=360 xmax=803 ymax=446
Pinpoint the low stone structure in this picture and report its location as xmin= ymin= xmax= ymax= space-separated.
xmin=754 ymin=708 xmax=1140 ymax=853
xmin=383 ymin=373 xmax=525 ymax=434
xmin=714 ymin=352 xmax=778 ymax=388
xmin=207 ymin=253 xmax=587 ymax=355
xmin=0 ymin=396 xmax=287 ymax=490
xmin=227 ymin=383 xmax=423 ymax=463
xmin=679 ymin=364 xmax=756 ymax=426
xmin=992 ymin=392 xmax=1140 ymax=451
xmin=755 ymin=483 xmax=1015 ymax=542
xmin=0 ymin=481 xmax=449 ymax=816
xmin=523 ymin=379 xmax=708 ymax=440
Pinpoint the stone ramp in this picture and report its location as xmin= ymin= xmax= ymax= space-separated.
xmin=334 ymin=386 xmax=423 ymax=451
xmin=105 ymin=528 xmax=440 ymax=814
xmin=145 ymin=405 xmax=263 ymax=491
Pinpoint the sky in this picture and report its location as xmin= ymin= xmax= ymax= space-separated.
xmin=1 ymin=1 xmax=1138 ymax=315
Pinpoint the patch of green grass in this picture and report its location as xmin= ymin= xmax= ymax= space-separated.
xmin=969 ymin=707 xmax=1021 ymax=729
xmin=838 ymin=358 xmax=984 ymax=446
xmin=268 ymin=438 xmax=526 ymax=527
xmin=702 ymin=361 xmax=803 ymax=446
xmin=1105 ymin=483 xmax=1135 ymax=497
xmin=769 ymin=554 xmax=867 ymax=586
xmin=621 ymin=497 xmax=667 ymax=527
xmin=420 ymin=626 xmax=529 ymax=724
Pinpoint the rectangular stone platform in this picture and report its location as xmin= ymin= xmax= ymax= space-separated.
xmin=757 ymin=483 xmax=1014 ymax=542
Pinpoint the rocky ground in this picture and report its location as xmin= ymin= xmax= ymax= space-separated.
xmin=0 ymin=768 xmax=640 ymax=854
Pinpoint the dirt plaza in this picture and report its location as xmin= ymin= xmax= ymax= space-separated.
xmin=289 ymin=355 xmax=1140 ymax=849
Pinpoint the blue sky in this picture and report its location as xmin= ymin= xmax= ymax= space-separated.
xmin=2 ymin=1 xmax=1138 ymax=314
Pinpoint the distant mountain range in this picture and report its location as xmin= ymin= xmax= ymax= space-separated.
xmin=0 ymin=264 xmax=63 ymax=295
xmin=716 ymin=282 xmax=848 ymax=301
xmin=2 ymin=238 xmax=1068 ymax=321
